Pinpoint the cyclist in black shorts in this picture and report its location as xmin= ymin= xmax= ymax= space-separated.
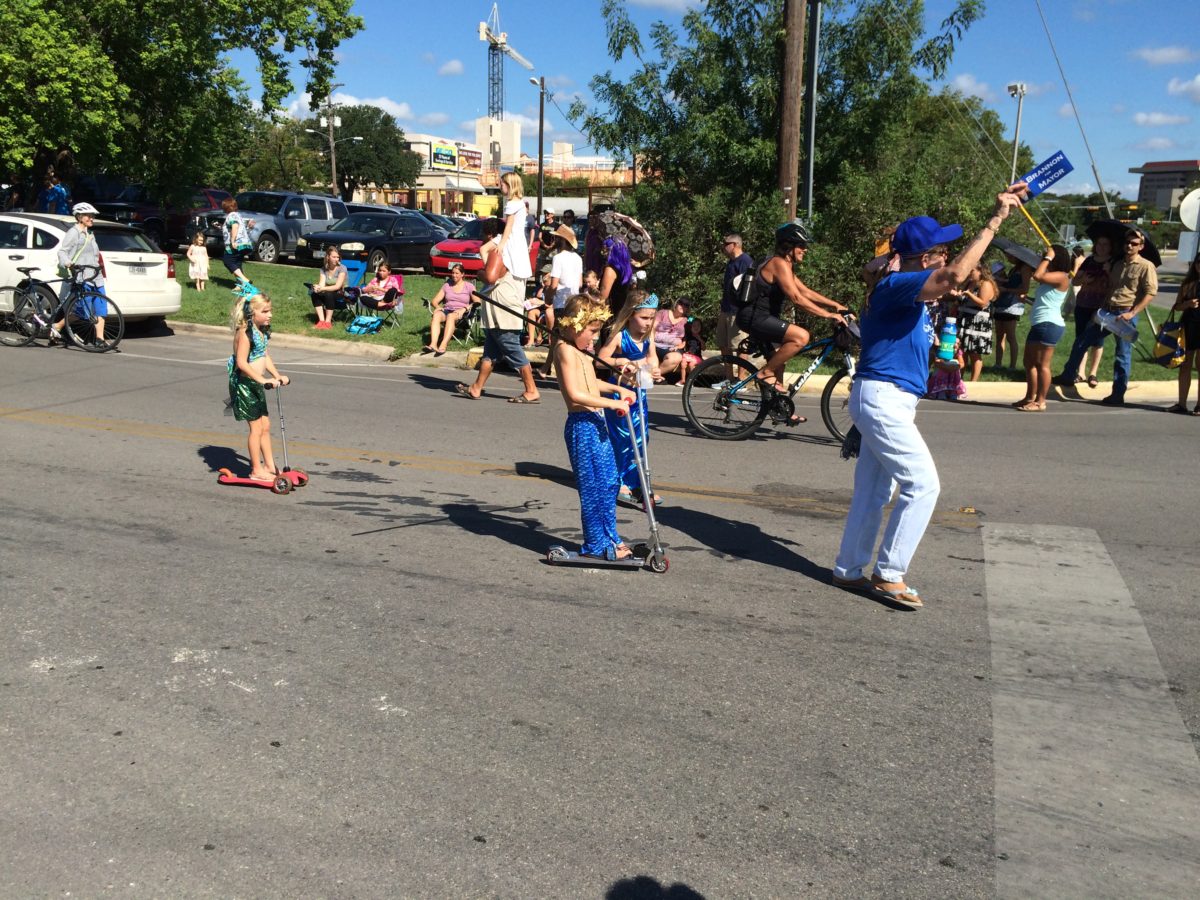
xmin=736 ymin=222 xmax=848 ymax=420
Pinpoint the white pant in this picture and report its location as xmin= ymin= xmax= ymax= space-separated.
xmin=833 ymin=379 xmax=940 ymax=584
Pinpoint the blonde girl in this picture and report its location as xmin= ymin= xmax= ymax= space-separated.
xmin=554 ymin=295 xmax=638 ymax=560
xmin=498 ymin=172 xmax=532 ymax=283
xmin=187 ymin=232 xmax=209 ymax=291
xmin=598 ymin=288 xmax=663 ymax=506
xmin=228 ymin=293 xmax=289 ymax=481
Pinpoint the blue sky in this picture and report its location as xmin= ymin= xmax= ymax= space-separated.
xmin=238 ymin=0 xmax=1199 ymax=200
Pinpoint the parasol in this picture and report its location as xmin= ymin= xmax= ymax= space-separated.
xmin=594 ymin=210 xmax=655 ymax=265
xmin=1085 ymin=220 xmax=1161 ymax=267
xmin=991 ymin=236 xmax=1041 ymax=269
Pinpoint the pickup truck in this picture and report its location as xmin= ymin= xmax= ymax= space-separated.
xmin=193 ymin=190 xmax=349 ymax=263
xmin=95 ymin=186 xmax=232 ymax=250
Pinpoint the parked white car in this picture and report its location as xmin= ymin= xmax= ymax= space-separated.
xmin=0 ymin=213 xmax=182 ymax=321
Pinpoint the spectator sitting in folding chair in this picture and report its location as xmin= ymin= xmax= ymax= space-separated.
xmin=308 ymin=247 xmax=349 ymax=330
xmin=424 ymin=263 xmax=476 ymax=356
xmin=357 ymin=263 xmax=404 ymax=327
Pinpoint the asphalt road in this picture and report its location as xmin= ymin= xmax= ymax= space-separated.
xmin=2 ymin=330 xmax=1198 ymax=899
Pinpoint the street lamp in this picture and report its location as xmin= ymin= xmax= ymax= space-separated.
xmin=1007 ymin=82 xmax=1028 ymax=184
xmin=454 ymin=140 xmax=466 ymax=215
xmin=304 ymin=127 xmax=363 ymax=197
xmin=530 ymin=76 xmax=546 ymax=222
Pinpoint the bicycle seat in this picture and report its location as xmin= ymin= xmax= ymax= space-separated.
xmin=16 ymin=266 xmax=41 ymax=275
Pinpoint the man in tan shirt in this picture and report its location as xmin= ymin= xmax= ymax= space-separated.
xmin=1100 ymin=231 xmax=1158 ymax=406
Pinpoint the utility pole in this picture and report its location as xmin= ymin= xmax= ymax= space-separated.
xmin=801 ymin=0 xmax=822 ymax=219
xmin=323 ymin=84 xmax=344 ymax=197
xmin=778 ymin=0 xmax=807 ymax=220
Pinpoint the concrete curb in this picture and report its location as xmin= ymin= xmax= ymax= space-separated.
xmin=164 ymin=322 xmax=1180 ymax=401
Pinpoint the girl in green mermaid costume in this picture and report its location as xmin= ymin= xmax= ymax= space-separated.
xmin=228 ymin=291 xmax=289 ymax=480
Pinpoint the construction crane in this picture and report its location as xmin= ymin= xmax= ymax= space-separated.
xmin=478 ymin=3 xmax=533 ymax=120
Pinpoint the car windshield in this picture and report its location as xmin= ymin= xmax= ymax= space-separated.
xmin=93 ymin=228 xmax=157 ymax=253
xmin=428 ymin=213 xmax=456 ymax=231
xmin=329 ymin=214 xmax=392 ymax=235
xmin=235 ymin=192 xmax=286 ymax=215
xmin=450 ymin=219 xmax=484 ymax=240
xmin=114 ymin=185 xmax=151 ymax=203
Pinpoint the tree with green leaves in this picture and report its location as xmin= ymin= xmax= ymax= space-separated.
xmin=302 ymin=104 xmax=423 ymax=201
xmin=571 ymin=0 xmax=1040 ymax=322
xmin=1 ymin=0 xmax=362 ymax=203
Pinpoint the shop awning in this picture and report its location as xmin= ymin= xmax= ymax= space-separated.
xmin=444 ymin=176 xmax=488 ymax=194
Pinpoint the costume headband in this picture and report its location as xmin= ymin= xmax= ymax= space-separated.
xmin=635 ymin=292 xmax=659 ymax=310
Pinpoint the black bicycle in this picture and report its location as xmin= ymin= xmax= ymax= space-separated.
xmin=0 ymin=264 xmax=124 ymax=351
xmin=681 ymin=321 xmax=859 ymax=441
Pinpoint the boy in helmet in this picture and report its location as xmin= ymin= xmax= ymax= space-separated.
xmin=735 ymin=220 xmax=848 ymax=425
xmin=49 ymin=202 xmax=109 ymax=348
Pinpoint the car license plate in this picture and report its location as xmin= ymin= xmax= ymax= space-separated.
xmin=129 ymin=264 xmax=146 ymax=275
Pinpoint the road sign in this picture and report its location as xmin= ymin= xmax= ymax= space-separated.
xmin=1020 ymin=151 xmax=1075 ymax=198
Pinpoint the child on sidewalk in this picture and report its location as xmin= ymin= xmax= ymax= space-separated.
xmin=554 ymin=295 xmax=638 ymax=560
xmin=679 ymin=317 xmax=704 ymax=382
xmin=186 ymin=231 xmax=209 ymax=291
xmin=598 ymin=289 xmax=662 ymax=507
xmin=228 ymin=292 xmax=289 ymax=480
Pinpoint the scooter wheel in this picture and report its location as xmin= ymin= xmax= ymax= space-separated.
xmin=547 ymin=547 xmax=570 ymax=563
xmin=648 ymin=555 xmax=669 ymax=574
xmin=271 ymin=476 xmax=292 ymax=495
xmin=294 ymin=470 xmax=309 ymax=486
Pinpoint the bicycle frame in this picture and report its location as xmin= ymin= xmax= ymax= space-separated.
xmin=725 ymin=336 xmax=845 ymax=402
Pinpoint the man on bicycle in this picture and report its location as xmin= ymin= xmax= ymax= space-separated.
xmin=48 ymin=202 xmax=108 ymax=348
xmin=735 ymin=221 xmax=848 ymax=424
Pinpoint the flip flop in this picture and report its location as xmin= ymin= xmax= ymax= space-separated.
xmin=869 ymin=583 xmax=923 ymax=609
xmin=1087 ymin=376 xmax=1099 ymax=388
xmin=507 ymin=395 xmax=541 ymax=404
xmin=454 ymin=383 xmax=481 ymax=399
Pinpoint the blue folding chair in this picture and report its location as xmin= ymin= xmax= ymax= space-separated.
xmin=348 ymin=259 xmax=405 ymax=329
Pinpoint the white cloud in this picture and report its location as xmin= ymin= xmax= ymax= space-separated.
xmin=1025 ymin=82 xmax=1056 ymax=97
xmin=545 ymin=74 xmax=576 ymax=90
xmin=421 ymin=53 xmax=435 ymax=65
xmin=1134 ymin=137 xmax=1176 ymax=151
xmin=419 ymin=112 xmax=450 ymax=126
xmin=1057 ymin=103 xmax=1073 ymax=118
xmin=1168 ymin=74 xmax=1200 ymax=103
xmin=950 ymin=73 xmax=995 ymax=102
xmin=438 ymin=59 xmax=464 ymax=76
xmin=283 ymin=91 xmax=414 ymax=121
xmin=1112 ymin=103 xmax=1127 ymax=114
xmin=503 ymin=111 xmax=540 ymax=130
xmin=1132 ymin=46 xmax=1199 ymax=66
xmin=1133 ymin=111 xmax=1190 ymax=126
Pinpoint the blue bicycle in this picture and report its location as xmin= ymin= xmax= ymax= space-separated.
xmin=681 ymin=321 xmax=859 ymax=441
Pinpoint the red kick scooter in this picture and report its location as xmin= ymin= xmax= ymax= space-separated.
xmin=218 ymin=381 xmax=309 ymax=495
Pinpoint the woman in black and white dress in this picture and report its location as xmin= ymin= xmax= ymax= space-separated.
xmin=957 ymin=263 xmax=997 ymax=382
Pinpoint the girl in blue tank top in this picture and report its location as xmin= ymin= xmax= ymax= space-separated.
xmin=597 ymin=289 xmax=663 ymax=506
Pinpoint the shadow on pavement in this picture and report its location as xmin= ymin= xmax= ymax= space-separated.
xmin=606 ymin=875 xmax=706 ymax=900
xmin=198 ymin=443 xmax=244 ymax=474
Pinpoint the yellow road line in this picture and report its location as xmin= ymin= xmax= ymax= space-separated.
xmin=0 ymin=405 xmax=979 ymax=527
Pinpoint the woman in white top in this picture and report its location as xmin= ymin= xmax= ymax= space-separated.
xmin=1014 ymin=244 xmax=1072 ymax=411
xmin=536 ymin=225 xmax=584 ymax=379
xmin=498 ymin=172 xmax=532 ymax=282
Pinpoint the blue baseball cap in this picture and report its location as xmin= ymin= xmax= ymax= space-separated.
xmin=891 ymin=216 xmax=964 ymax=256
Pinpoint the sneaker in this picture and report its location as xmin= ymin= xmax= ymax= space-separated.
xmin=47 ymin=328 xmax=62 ymax=344
xmin=710 ymin=379 xmax=730 ymax=391
xmin=91 ymin=339 xmax=108 ymax=350
xmin=1099 ymin=395 xmax=1125 ymax=407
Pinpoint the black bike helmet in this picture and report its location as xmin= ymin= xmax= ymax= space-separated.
xmin=776 ymin=220 xmax=812 ymax=248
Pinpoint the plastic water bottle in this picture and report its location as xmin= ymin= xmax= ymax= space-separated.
xmin=1095 ymin=309 xmax=1137 ymax=342
xmin=936 ymin=316 xmax=958 ymax=363
xmin=637 ymin=362 xmax=655 ymax=391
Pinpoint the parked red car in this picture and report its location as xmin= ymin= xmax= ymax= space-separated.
xmin=429 ymin=218 xmax=539 ymax=277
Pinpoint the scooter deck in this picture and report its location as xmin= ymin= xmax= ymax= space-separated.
xmin=546 ymin=545 xmax=646 ymax=569
xmin=217 ymin=467 xmax=308 ymax=494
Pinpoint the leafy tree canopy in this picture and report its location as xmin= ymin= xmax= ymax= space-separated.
xmin=571 ymin=0 xmax=1054 ymax=319
xmin=1 ymin=0 xmax=362 ymax=203
xmin=301 ymin=104 xmax=424 ymax=201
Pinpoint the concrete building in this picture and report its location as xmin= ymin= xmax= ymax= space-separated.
xmin=475 ymin=117 xmax=522 ymax=171
xmin=1129 ymin=159 xmax=1200 ymax=208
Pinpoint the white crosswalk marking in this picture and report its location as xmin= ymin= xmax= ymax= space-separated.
xmin=984 ymin=524 xmax=1200 ymax=898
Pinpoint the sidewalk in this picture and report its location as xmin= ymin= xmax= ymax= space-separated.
xmin=165 ymin=322 xmax=1179 ymax=403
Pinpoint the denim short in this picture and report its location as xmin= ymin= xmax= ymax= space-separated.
xmin=482 ymin=329 xmax=529 ymax=369
xmin=1027 ymin=321 xmax=1065 ymax=346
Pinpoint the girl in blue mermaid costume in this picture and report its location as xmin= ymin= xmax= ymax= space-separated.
xmin=553 ymin=295 xmax=638 ymax=560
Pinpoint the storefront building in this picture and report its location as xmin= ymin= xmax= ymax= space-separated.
xmin=400 ymin=134 xmax=489 ymax=215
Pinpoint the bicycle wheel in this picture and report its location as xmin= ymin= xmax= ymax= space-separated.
xmin=682 ymin=355 xmax=769 ymax=440
xmin=0 ymin=285 xmax=52 ymax=347
xmin=820 ymin=367 xmax=854 ymax=441
xmin=64 ymin=292 xmax=124 ymax=352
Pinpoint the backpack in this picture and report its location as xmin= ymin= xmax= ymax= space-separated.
xmin=734 ymin=262 xmax=763 ymax=307
xmin=346 ymin=315 xmax=383 ymax=335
